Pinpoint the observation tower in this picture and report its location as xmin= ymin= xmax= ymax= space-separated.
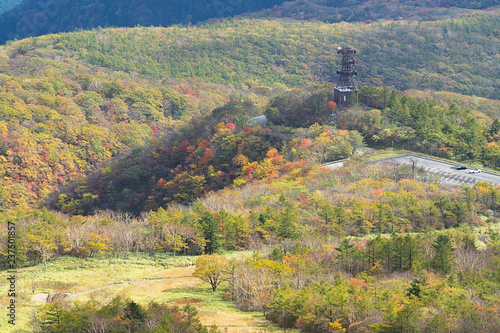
xmin=334 ymin=46 xmax=358 ymax=106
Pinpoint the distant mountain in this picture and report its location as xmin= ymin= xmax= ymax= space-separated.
xmin=0 ymin=0 xmax=21 ymax=15
xmin=0 ymin=0 xmax=288 ymax=44
xmin=248 ymin=0 xmax=499 ymax=23
xmin=2 ymin=0 xmax=499 ymax=44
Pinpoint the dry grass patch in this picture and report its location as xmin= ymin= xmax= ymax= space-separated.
xmin=38 ymin=281 xmax=79 ymax=292
xmin=171 ymin=298 xmax=203 ymax=305
xmin=155 ymin=265 xmax=195 ymax=278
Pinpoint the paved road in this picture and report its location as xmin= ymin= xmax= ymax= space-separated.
xmin=323 ymin=147 xmax=378 ymax=170
xmin=365 ymin=154 xmax=500 ymax=186
xmin=323 ymin=159 xmax=347 ymax=169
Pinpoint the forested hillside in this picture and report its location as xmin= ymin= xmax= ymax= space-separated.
xmin=0 ymin=12 xmax=499 ymax=212
xmin=0 ymin=0 xmax=21 ymax=15
xmin=51 ymin=15 xmax=500 ymax=98
xmin=1 ymin=2 xmax=500 ymax=332
xmin=0 ymin=0 xmax=288 ymax=44
xmin=49 ymin=83 xmax=500 ymax=215
xmin=1 ymin=0 xmax=498 ymax=44
xmin=249 ymin=0 xmax=498 ymax=23
xmin=4 ymin=144 xmax=500 ymax=330
xmin=0 ymin=35 xmax=274 ymax=211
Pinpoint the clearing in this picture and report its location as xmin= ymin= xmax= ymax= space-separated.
xmin=0 ymin=253 xmax=282 ymax=333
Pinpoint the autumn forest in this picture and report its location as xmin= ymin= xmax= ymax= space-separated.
xmin=0 ymin=0 xmax=500 ymax=332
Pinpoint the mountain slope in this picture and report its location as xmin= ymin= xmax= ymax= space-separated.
xmin=0 ymin=12 xmax=499 ymax=211
xmin=0 ymin=0 xmax=21 ymax=15
xmin=0 ymin=0 xmax=288 ymax=44
xmin=50 ymin=14 xmax=500 ymax=99
xmin=248 ymin=0 xmax=497 ymax=23
xmin=1 ymin=0 xmax=498 ymax=44
xmin=0 ymin=32 xmax=273 ymax=211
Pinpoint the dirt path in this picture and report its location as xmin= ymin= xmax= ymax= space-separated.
xmin=32 ymin=276 xmax=192 ymax=302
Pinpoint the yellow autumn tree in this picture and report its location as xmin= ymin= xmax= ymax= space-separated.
xmin=193 ymin=254 xmax=229 ymax=292
xmin=84 ymin=233 xmax=114 ymax=258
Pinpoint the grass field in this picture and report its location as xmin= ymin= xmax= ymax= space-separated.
xmin=0 ymin=252 xmax=285 ymax=333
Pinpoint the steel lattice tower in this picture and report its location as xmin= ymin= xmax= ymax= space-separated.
xmin=336 ymin=46 xmax=357 ymax=89
xmin=334 ymin=46 xmax=358 ymax=106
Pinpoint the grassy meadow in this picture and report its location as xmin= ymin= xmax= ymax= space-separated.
xmin=0 ymin=252 xmax=286 ymax=333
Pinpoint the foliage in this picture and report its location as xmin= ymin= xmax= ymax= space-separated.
xmin=2 ymin=154 xmax=499 ymax=269
xmin=0 ymin=13 xmax=498 ymax=211
xmin=0 ymin=0 xmax=289 ymax=43
xmin=11 ymin=13 xmax=496 ymax=97
xmin=36 ymin=297 xmax=212 ymax=333
xmin=352 ymin=86 xmax=500 ymax=168
xmin=194 ymin=254 xmax=230 ymax=292
xmin=1 ymin=0 xmax=497 ymax=44
xmin=0 ymin=44 xmax=268 ymax=210
xmin=431 ymin=234 xmax=455 ymax=274
xmin=0 ymin=0 xmax=20 ymax=15
xmin=250 ymin=0 xmax=497 ymax=23
xmin=227 ymin=231 xmax=500 ymax=332
xmin=0 ymin=8 xmax=499 ymax=332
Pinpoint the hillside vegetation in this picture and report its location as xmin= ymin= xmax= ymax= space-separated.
xmin=249 ymin=0 xmax=497 ymax=23
xmin=0 ymin=0 xmax=20 ymax=15
xmin=0 ymin=39 xmax=271 ymax=210
xmin=0 ymin=4 xmax=500 ymax=332
xmin=50 ymin=15 xmax=500 ymax=98
xmin=0 ymin=0 xmax=288 ymax=44
xmin=3 ymin=150 xmax=500 ymax=331
xmin=0 ymin=0 xmax=498 ymax=43
xmin=0 ymin=12 xmax=499 ymax=212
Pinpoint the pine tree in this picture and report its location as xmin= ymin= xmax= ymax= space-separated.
xmin=432 ymin=234 xmax=454 ymax=275
xmin=199 ymin=211 xmax=221 ymax=254
xmin=124 ymin=300 xmax=146 ymax=321
xmin=277 ymin=196 xmax=300 ymax=240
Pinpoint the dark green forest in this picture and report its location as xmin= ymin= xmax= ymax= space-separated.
xmin=0 ymin=0 xmax=498 ymax=44
xmin=0 ymin=0 xmax=288 ymax=44
xmin=0 ymin=0 xmax=21 ymax=14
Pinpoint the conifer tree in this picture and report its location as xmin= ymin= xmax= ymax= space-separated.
xmin=432 ymin=234 xmax=454 ymax=275
xmin=199 ymin=211 xmax=221 ymax=254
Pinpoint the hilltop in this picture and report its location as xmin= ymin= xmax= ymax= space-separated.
xmin=31 ymin=15 xmax=500 ymax=98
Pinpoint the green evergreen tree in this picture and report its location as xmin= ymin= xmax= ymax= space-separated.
xmin=199 ymin=211 xmax=221 ymax=254
xmin=124 ymin=300 xmax=146 ymax=321
xmin=431 ymin=234 xmax=454 ymax=275
xmin=402 ymin=234 xmax=421 ymax=270
xmin=406 ymin=277 xmax=427 ymax=299
xmin=277 ymin=196 xmax=300 ymax=240
xmin=490 ymin=119 xmax=500 ymax=135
